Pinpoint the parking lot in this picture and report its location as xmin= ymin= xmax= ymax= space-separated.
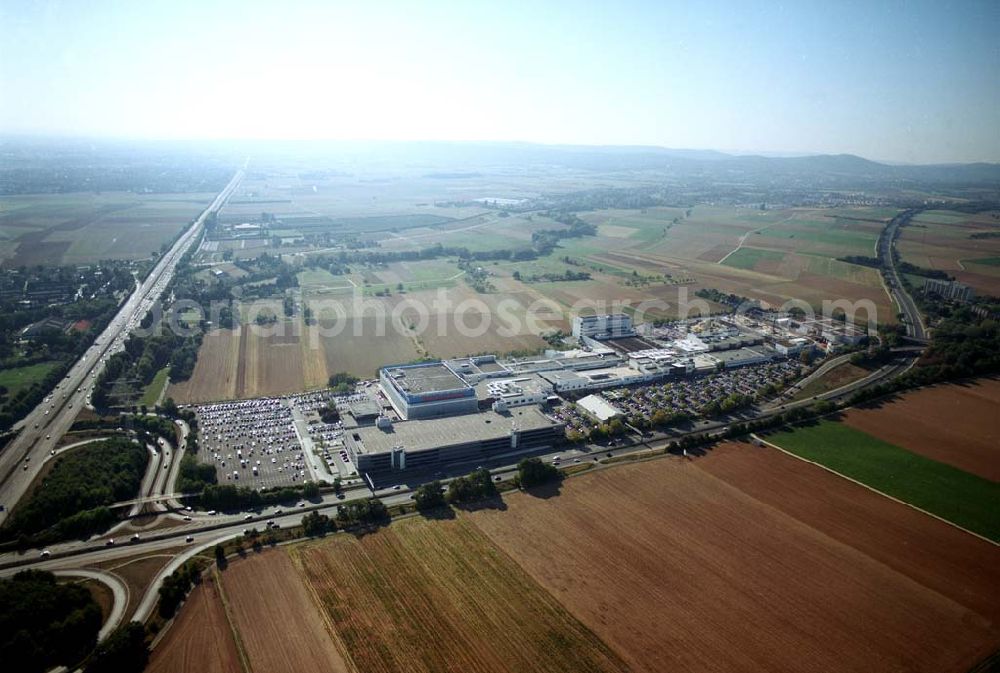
xmin=554 ymin=359 xmax=802 ymax=436
xmin=195 ymin=398 xmax=312 ymax=490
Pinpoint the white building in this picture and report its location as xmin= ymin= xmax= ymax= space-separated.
xmin=572 ymin=313 xmax=635 ymax=339
xmin=576 ymin=394 xmax=624 ymax=422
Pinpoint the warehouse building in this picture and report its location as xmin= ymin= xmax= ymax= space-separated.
xmin=345 ymin=406 xmax=565 ymax=486
xmin=379 ymin=362 xmax=478 ymax=420
xmin=576 ymin=394 xmax=624 ymax=422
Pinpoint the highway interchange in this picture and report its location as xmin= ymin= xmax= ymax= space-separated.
xmin=0 ymin=197 xmax=931 ymax=641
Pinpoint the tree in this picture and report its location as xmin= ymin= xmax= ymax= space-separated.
xmin=446 ymin=468 xmax=496 ymax=504
xmin=214 ymin=544 xmax=226 ymax=567
xmin=84 ymin=622 xmax=147 ymax=673
xmin=516 ymin=457 xmax=560 ymax=488
xmin=413 ymin=481 xmax=446 ymax=511
xmin=328 ymin=372 xmax=359 ymax=394
xmin=301 ymin=511 xmax=333 ymax=536
xmin=512 ymin=270 xmax=521 ymax=281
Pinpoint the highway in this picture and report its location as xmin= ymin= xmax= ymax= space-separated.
xmin=0 ymin=168 xmax=244 ymax=527
xmin=879 ymin=210 xmax=928 ymax=341
xmin=0 ymin=196 xmax=930 ymax=641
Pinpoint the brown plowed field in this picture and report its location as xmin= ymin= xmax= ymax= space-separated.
xmin=293 ymin=517 xmax=629 ymax=673
xmin=468 ymin=449 xmax=1000 ymax=673
xmin=842 ymin=378 xmax=1000 ymax=481
xmin=146 ymin=576 xmax=242 ymax=673
xmin=219 ymin=551 xmax=350 ymax=673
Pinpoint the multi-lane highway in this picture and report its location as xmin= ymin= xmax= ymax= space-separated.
xmin=0 ymin=168 xmax=244 ymax=526
xmin=879 ymin=210 xmax=928 ymax=341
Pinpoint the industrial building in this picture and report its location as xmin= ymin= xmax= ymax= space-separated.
xmin=475 ymin=375 xmax=554 ymax=411
xmin=572 ymin=313 xmax=635 ymax=339
xmin=344 ymin=407 xmax=565 ymax=486
xmin=379 ymin=362 xmax=478 ymax=420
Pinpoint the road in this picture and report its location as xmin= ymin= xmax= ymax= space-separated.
xmin=53 ymin=568 xmax=129 ymax=640
xmin=879 ymin=210 xmax=928 ymax=340
xmin=0 ymin=168 xmax=244 ymax=526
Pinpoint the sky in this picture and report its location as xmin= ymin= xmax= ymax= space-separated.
xmin=1 ymin=0 xmax=998 ymax=163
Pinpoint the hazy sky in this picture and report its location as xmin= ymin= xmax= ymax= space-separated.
xmin=2 ymin=0 xmax=998 ymax=163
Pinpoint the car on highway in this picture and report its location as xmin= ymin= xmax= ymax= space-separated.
xmin=105 ymin=539 xmax=115 ymax=546
xmin=185 ymin=536 xmax=194 ymax=543
xmin=39 ymin=550 xmax=50 ymax=557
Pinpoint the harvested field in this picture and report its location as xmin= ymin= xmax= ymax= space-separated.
xmin=219 ymin=550 xmax=350 ymax=673
xmin=293 ymin=517 xmax=629 ymax=673
xmin=468 ymin=452 xmax=1000 ymax=673
xmin=842 ymin=378 xmax=1000 ymax=481
xmin=146 ymin=576 xmax=242 ymax=673
xmin=169 ymin=329 xmax=239 ymax=403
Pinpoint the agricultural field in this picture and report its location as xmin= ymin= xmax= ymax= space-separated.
xmin=173 ymin=277 xmax=559 ymax=401
xmin=840 ymin=378 xmax=1000 ymax=481
xmin=764 ymin=420 xmax=1000 ymax=541
xmin=293 ymin=517 xmax=630 ymax=673
xmin=168 ymin=329 xmax=240 ymax=403
xmin=218 ymin=551 xmax=351 ymax=673
xmin=156 ymin=442 xmax=1000 ymax=673
xmin=546 ymin=205 xmax=896 ymax=321
xmin=0 ymin=191 xmax=215 ymax=266
xmin=145 ymin=575 xmax=242 ymax=673
xmin=898 ymin=209 xmax=1000 ymax=295
xmin=470 ymin=448 xmax=1000 ymax=673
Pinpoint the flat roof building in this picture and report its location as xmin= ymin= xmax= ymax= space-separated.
xmin=344 ymin=406 xmax=565 ymax=486
xmin=576 ymin=394 xmax=624 ymax=422
xmin=379 ymin=362 xmax=478 ymax=420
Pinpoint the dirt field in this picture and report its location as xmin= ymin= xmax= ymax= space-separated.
xmin=219 ymin=550 xmax=350 ymax=673
xmin=842 ymin=378 xmax=1000 ymax=481
xmin=293 ymin=517 xmax=629 ymax=673
xmin=468 ymin=449 xmax=1000 ymax=673
xmin=146 ymin=576 xmax=243 ymax=673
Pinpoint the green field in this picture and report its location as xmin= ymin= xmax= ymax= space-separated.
xmin=721 ymin=247 xmax=786 ymax=270
xmin=0 ymin=361 xmax=61 ymax=397
xmin=140 ymin=366 xmax=170 ymax=407
xmin=766 ymin=420 xmax=1000 ymax=541
xmin=967 ymin=256 xmax=1000 ymax=267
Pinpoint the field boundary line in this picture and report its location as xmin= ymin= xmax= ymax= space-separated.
xmin=214 ymin=566 xmax=254 ymax=673
xmin=751 ymin=433 xmax=999 ymax=547
xmin=287 ymin=547 xmax=360 ymax=673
